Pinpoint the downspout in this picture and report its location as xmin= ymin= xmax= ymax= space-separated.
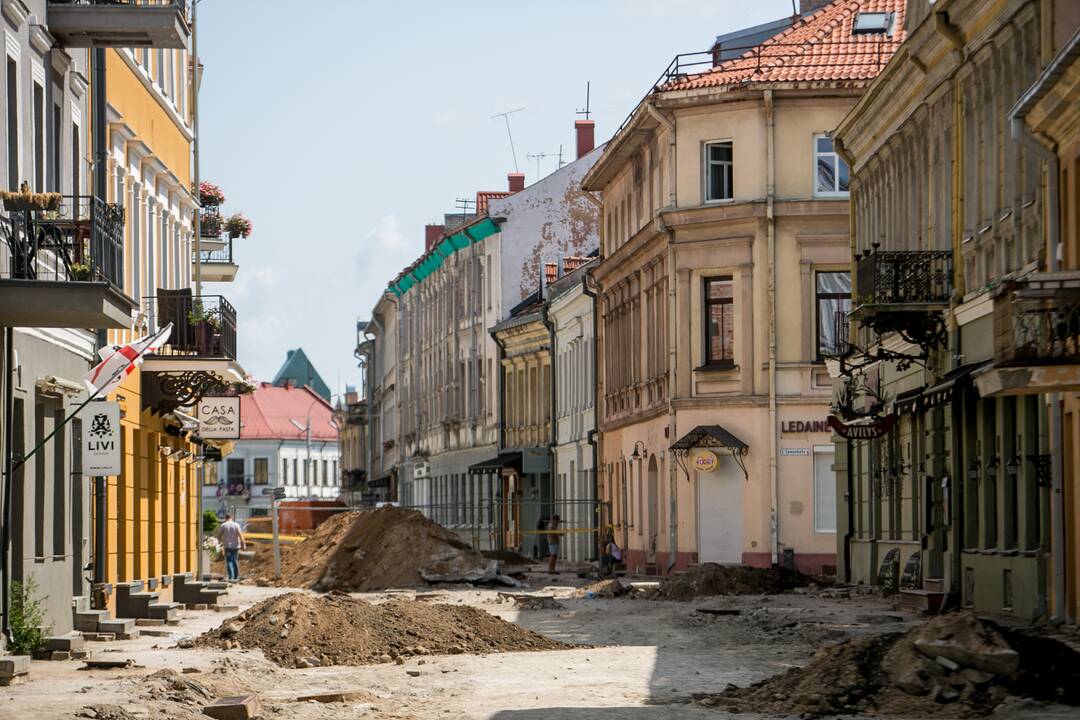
xmin=1011 ymin=115 xmax=1064 ymax=622
xmin=2 ymin=327 xmax=14 ymax=642
xmin=91 ymin=46 xmax=108 ymax=598
xmin=191 ymin=0 xmax=201 ymax=296
xmin=834 ymin=139 xmax=857 ymax=583
xmin=582 ymin=271 xmax=601 ymax=560
xmin=490 ymin=330 xmax=506 ymax=451
xmin=541 ymin=303 xmax=557 ymax=521
xmin=765 ymin=89 xmax=779 ymax=566
xmin=646 ymin=102 xmax=680 ymax=573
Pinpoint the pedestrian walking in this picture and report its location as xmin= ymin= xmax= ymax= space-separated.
xmin=547 ymin=514 xmax=561 ymax=574
xmin=217 ymin=513 xmax=246 ymax=582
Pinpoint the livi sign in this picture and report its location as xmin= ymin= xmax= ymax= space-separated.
xmin=80 ymin=401 xmax=121 ymax=475
xmin=197 ymin=396 xmax=240 ymax=439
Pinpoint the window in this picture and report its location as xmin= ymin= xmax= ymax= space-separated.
xmin=225 ymin=458 xmax=245 ymax=496
xmin=202 ymin=461 xmax=218 ymax=487
xmin=852 ymin=12 xmax=894 ymax=35
xmin=814 ymin=135 xmax=849 ymax=196
xmin=704 ymin=141 xmax=733 ymax=202
xmin=71 ymin=125 xmax=79 ymax=199
xmin=32 ymin=82 xmax=43 ymax=191
xmin=7 ymin=58 xmax=18 ymax=190
xmin=253 ymin=457 xmax=269 ymax=485
xmin=814 ymin=447 xmax=837 ymax=533
xmin=282 ymin=458 xmax=289 ymax=485
xmin=703 ymin=277 xmax=735 ymax=366
xmin=292 ymin=458 xmax=298 ymax=486
xmin=815 ymin=271 xmax=852 ymax=359
xmin=51 ymin=102 xmax=60 ymax=192
xmin=322 ymin=459 xmax=328 ymax=486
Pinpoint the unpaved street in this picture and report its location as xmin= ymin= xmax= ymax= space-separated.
xmin=3 ymin=575 xmax=1077 ymax=720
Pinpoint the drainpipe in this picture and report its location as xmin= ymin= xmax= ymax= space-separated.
xmin=191 ymin=0 xmax=202 ymax=296
xmin=582 ymin=271 xmax=602 ymax=560
xmin=765 ymin=89 xmax=779 ymax=566
xmin=834 ymin=140 xmax=857 ymax=583
xmin=1011 ymin=115 xmax=1065 ymax=622
xmin=91 ymin=46 xmax=108 ymax=598
xmin=646 ymin=102 xmax=680 ymax=574
xmin=490 ymin=330 xmax=506 ymax=451
xmin=541 ymin=303 xmax=557 ymax=524
xmin=2 ymin=327 xmax=13 ymax=642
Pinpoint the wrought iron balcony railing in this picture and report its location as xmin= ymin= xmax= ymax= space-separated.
xmin=1 ymin=195 xmax=124 ymax=287
xmin=199 ymin=206 xmax=222 ymax=239
xmin=993 ymin=272 xmax=1080 ymax=365
xmin=855 ymin=249 xmax=953 ymax=308
xmin=143 ymin=291 xmax=237 ymax=359
xmin=197 ymin=239 xmax=233 ymax=265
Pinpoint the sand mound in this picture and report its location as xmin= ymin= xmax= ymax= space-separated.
xmin=653 ymin=562 xmax=811 ymax=600
xmin=695 ymin=611 xmax=1080 ymax=718
xmin=575 ymin=579 xmax=630 ymax=598
xmin=198 ymin=591 xmax=573 ymax=667
xmin=249 ymin=507 xmax=500 ymax=591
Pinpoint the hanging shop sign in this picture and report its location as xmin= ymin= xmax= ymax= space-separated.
xmin=81 ymin=401 xmax=121 ymax=475
xmin=827 ymin=414 xmax=898 ymax=440
xmin=197 ymin=396 xmax=240 ymax=439
xmin=692 ymin=449 xmax=719 ymax=473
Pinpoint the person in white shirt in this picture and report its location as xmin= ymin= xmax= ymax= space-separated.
xmin=216 ymin=514 xmax=245 ymax=582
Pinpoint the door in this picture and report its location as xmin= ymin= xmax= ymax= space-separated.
xmin=696 ymin=455 xmax=743 ymax=564
xmin=647 ymin=455 xmax=659 ymax=562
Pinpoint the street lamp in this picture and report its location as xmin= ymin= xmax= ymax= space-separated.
xmin=289 ymin=397 xmax=338 ymax=499
xmin=629 ymin=440 xmax=647 ymax=461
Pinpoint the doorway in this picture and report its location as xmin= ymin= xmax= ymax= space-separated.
xmin=696 ymin=455 xmax=743 ymax=564
xmin=647 ymin=455 xmax=659 ymax=562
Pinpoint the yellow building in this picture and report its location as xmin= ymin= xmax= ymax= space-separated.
xmin=87 ymin=8 xmax=244 ymax=619
xmin=582 ymin=0 xmax=902 ymax=575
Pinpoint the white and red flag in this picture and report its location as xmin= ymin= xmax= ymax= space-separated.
xmin=83 ymin=323 xmax=173 ymax=397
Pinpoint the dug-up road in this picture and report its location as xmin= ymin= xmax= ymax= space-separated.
xmin=1 ymin=574 xmax=1074 ymax=720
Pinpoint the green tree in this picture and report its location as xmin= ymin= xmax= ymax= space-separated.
xmin=9 ymin=578 xmax=50 ymax=655
xmin=202 ymin=510 xmax=220 ymax=533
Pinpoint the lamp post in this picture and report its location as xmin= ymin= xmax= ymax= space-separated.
xmin=290 ymin=397 xmax=338 ymax=499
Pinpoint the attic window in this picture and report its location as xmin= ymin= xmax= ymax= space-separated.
xmin=852 ymin=12 xmax=894 ymax=35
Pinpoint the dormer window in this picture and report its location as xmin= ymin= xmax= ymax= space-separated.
xmin=852 ymin=12 xmax=894 ymax=35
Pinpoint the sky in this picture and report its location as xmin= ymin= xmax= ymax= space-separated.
xmin=197 ymin=0 xmax=795 ymax=398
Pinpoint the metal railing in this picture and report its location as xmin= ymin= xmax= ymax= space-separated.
xmin=820 ymin=309 xmax=851 ymax=358
xmin=197 ymin=238 xmax=233 ymax=265
xmin=999 ymin=277 xmax=1080 ymax=364
xmin=0 ymin=195 xmax=124 ymax=287
xmin=199 ymin=206 xmax=222 ymax=239
xmin=142 ymin=292 xmax=237 ymax=359
xmin=855 ymin=249 xmax=952 ymax=306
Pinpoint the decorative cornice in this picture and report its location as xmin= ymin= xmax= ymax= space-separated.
xmin=69 ymin=70 xmax=88 ymax=100
xmin=28 ymin=23 xmax=53 ymax=54
xmin=1 ymin=0 xmax=29 ymax=29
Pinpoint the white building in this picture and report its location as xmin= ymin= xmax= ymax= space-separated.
xmin=204 ymin=382 xmax=340 ymax=518
xmin=549 ymin=256 xmax=598 ymax=563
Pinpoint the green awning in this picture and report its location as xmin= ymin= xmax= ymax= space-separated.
xmin=464 ymin=217 xmax=500 ymax=243
xmin=449 ymin=232 xmax=470 ymax=250
xmin=436 ymin=239 xmax=455 ymax=258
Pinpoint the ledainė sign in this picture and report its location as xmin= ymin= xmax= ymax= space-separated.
xmin=197 ymin=396 xmax=240 ymax=439
xmin=80 ymin=401 xmax=121 ymax=475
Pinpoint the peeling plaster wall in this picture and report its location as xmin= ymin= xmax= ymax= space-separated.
xmin=488 ymin=147 xmax=602 ymax=317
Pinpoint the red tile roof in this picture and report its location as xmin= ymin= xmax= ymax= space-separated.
xmin=662 ymin=0 xmax=905 ymax=91
xmin=562 ymin=256 xmax=591 ymax=273
xmin=476 ymin=190 xmax=512 ymax=214
xmin=240 ymin=382 xmax=337 ymax=441
xmin=545 ymin=262 xmax=558 ymax=285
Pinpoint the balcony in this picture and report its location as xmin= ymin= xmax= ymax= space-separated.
xmin=198 ymin=207 xmax=227 ymax=249
xmin=851 ymin=248 xmax=952 ymax=353
xmin=976 ymin=272 xmax=1080 ymax=396
xmin=193 ymin=239 xmax=237 ymax=283
xmin=47 ymin=0 xmax=190 ymax=49
xmin=143 ymin=291 xmax=237 ymax=360
xmin=0 ymin=194 xmax=134 ymax=328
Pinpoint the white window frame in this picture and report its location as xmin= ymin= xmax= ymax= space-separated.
xmin=813 ymin=445 xmax=837 ymax=533
xmin=813 ymin=133 xmax=850 ymax=198
xmin=5 ymin=36 xmax=22 ymax=192
xmin=703 ymin=140 xmax=733 ymax=203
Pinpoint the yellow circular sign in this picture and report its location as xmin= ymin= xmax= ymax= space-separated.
xmin=693 ymin=449 xmax=719 ymax=473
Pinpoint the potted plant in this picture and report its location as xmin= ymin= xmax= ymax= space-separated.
xmin=199 ymin=181 xmax=225 ymax=207
xmin=225 ymin=213 xmax=252 ymax=239
xmin=200 ymin=211 xmax=222 ymax=238
xmin=69 ymin=262 xmax=91 ymax=281
xmin=187 ymin=301 xmax=220 ymax=351
xmin=2 ymin=182 xmax=62 ymax=212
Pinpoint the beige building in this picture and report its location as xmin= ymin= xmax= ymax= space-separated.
xmin=582 ymin=0 xmax=902 ymax=574
xmin=833 ymin=0 xmax=1080 ymax=620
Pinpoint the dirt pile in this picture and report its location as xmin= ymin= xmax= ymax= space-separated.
xmin=653 ymin=562 xmax=812 ymax=600
xmin=575 ymin=579 xmax=630 ymax=598
xmin=250 ymin=507 xmax=501 ymax=591
xmin=694 ymin=611 xmax=1080 ymax=718
xmin=198 ymin=591 xmax=574 ymax=667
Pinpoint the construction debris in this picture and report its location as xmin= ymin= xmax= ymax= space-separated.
xmin=693 ymin=611 xmax=1080 ymax=718
xmin=197 ymin=591 xmax=573 ymax=667
xmin=651 ymin=562 xmax=813 ymax=600
xmin=574 ymin=579 xmax=630 ymax=598
xmin=249 ymin=507 xmax=514 ymax=590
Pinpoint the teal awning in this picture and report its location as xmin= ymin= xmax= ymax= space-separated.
xmin=436 ymin=239 xmax=455 ymax=258
xmin=396 ymin=218 xmax=501 ymax=296
xmin=464 ymin=217 xmax=500 ymax=243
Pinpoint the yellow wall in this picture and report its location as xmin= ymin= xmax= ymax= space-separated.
xmin=106 ymin=50 xmax=191 ymax=187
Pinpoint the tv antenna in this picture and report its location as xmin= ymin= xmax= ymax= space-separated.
xmin=575 ymin=81 xmax=591 ymax=121
xmin=491 ymin=107 xmax=525 ymax=172
xmin=454 ymin=197 xmax=476 ymax=219
xmin=527 ymin=151 xmax=557 ymax=179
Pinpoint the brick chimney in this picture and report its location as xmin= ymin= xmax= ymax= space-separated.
xmin=508 ymin=173 xmax=525 ymax=192
xmin=425 ymin=224 xmax=444 ymax=251
xmin=799 ymin=0 xmax=832 ymax=15
xmin=575 ymin=120 xmax=595 ymax=159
